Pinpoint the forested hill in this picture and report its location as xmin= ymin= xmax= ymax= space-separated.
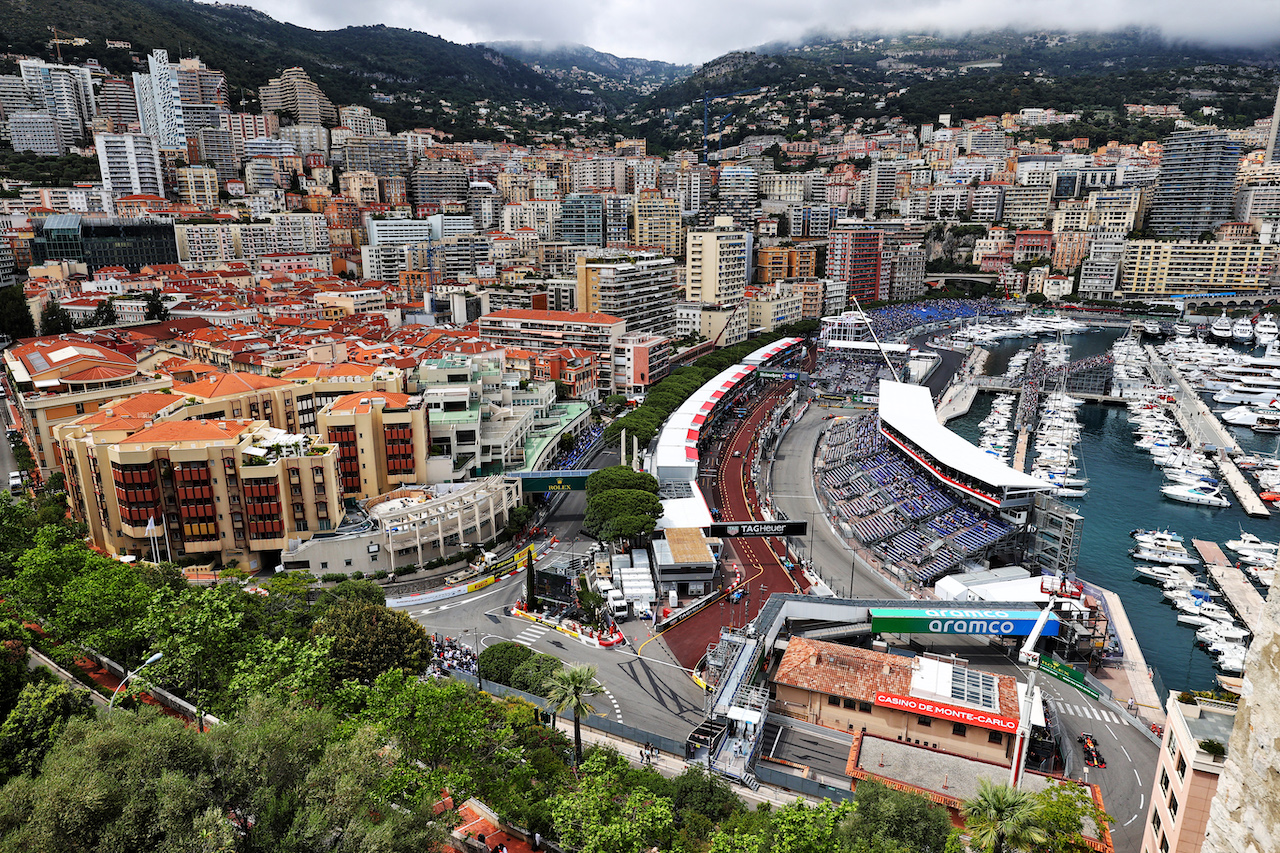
xmin=2 ymin=0 xmax=583 ymax=131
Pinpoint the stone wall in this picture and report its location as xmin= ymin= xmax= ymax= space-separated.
xmin=1201 ymin=581 xmax=1280 ymax=853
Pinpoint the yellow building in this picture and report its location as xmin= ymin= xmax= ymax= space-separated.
xmin=317 ymin=392 xmax=433 ymax=500
xmin=1120 ymin=241 xmax=1278 ymax=298
xmin=632 ymin=189 xmax=683 ymax=256
xmin=175 ymin=165 xmax=220 ymax=208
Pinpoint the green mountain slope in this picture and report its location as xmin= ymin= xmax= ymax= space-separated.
xmin=3 ymin=0 xmax=582 ymax=132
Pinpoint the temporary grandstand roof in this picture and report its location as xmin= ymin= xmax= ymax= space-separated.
xmin=742 ymin=337 xmax=803 ymax=365
xmin=820 ymin=340 xmax=912 ymax=355
xmin=877 ymin=380 xmax=1048 ymax=491
xmin=651 ymin=363 xmax=756 ymax=480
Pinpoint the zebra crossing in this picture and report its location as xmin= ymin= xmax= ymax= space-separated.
xmin=1050 ymin=698 xmax=1122 ymax=725
xmin=514 ymin=624 xmax=551 ymax=646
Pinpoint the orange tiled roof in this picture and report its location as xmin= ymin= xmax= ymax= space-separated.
xmin=125 ymin=419 xmax=252 ymax=444
xmin=173 ymin=372 xmax=291 ymax=399
xmin=328 ymin=391 xmax=411 ymax=413
xmin=773 ymin=637 xmax=914 ymax=702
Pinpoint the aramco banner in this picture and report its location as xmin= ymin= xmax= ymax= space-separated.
xmin=869 ymin=608 xmax=1058 ymax=637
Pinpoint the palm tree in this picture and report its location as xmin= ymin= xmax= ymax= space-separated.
xmin=544 ymin=663 xmax=601 ymax=766
xmin=962 ymin=779 xmax=1048 ymax=853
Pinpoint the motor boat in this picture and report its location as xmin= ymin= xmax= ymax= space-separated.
xmin=1131 ymin=530 xmax=1194 ymax=554
xmin=1131 ymin=545 xmax=1200 ymax=566
xmin=1216 ymin=649 xmax=1247 ymax=674
xmin=1132 ymin=528 xmax=1185 ymax=543
xmin=1144 ymin=320 xmax=1165 ymax=337
xmin=1161 ymin=483 xmax=1231 ymax=507
xmin=1134 ymin=562 xmax=1193 ymax=584
xmin=1164 ymin=470 xmax=1219 ymax=488
xmin=1220 ymin=405 xmax=1280 ymax=429
xmin=1174 ymin=321 xmax=1194 ymax=337
xmin=1197 ymin=622 xmax=1251 ymax=644
xmin=1210 ymin=312 xmax=1234 ymax=341
xmin=1255 ymin=316 xmax=1280 ymax=347
xmin=1233 ymin=317 xmax=1256 ymax=345
xmin=1226 ymin=531 xmax=1278 ymax=555
xmin=1175 ymin=597 xmax=1233 ymax=621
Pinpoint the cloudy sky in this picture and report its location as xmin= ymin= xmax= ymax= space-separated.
xmin=225 ymin=0 xmax=1280 ymax=64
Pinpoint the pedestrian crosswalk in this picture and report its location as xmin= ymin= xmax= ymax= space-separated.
xmin=1049 ymin=698 xmax=1122 ymax=725
xmin=514 ymin=624 xmax=550 ymax=646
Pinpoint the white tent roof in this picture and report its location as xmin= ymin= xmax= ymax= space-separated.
xmin=878 ymin=380 xmax=1048 ymax=492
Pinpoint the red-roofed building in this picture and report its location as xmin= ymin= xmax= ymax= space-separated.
xmin=319 ymin=391 xmax=431 ymax=498
xmin=477 ymin=308 xmax=628 ymax=393
xmin=533 ymin=346 xmax=599 ymax=403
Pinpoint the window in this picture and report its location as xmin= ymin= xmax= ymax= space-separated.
xmin=828 ymin=695 xmax=840 ymax=706
xmin=1159 ymin=834 xmax=1169 ymax=853
xmin=1167 ymin=792 xmax=1178 ymax=820
xmin=843 ymin=698 xmax=856 ymax=709
xmin=1151 ymin=809 xmax=1162 ymax=837
xmin=1159 ymin=769 xmax=1170 ymax=794
xmin=917 ymin=716 xmax=932 ymax=727
xmin=952 ymin=723 xmax=968 ymax=737
xmin=858 ymin=701 xmax=873 ymax=713
xmin=1176 ymin=754 xmax=1187 ymax=778
xmin=344 ymin=559 xmax=352 ymax=567
xmin=321 ymin=562 xmax=328 ymax=570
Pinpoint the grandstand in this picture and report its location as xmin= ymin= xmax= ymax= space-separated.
xmin=815 ymin=384 xmax=1040 ymax=586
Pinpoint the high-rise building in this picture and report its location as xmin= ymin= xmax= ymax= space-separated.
xmin=409 ymin=160 xmax=469 ymax=207
xmin=685 ymin=216 xmax=749 ymax=307
xmin=96 ymin=77 xmax=138 ymax=130
xmin=633 ymin=190 xmax=682 ymax=256
xmin=827 ymin=226 xmax=885 ymax=302
xmin=258 ymin=67 xmax=337 ymax=127
xmin=560 ymin=193 xmax=606 ymax=246
xmin=337 ymin=105 xmax=387 ymax=137
xmin=132 ymin=50 xmax=186 ymax=148
xmin=220 ymin=112 xmax=279 ymax=158
xmin=1148 ymin=129 xmax=1243 ymax=239
xmin=95 ymin=133 xmax=165 ymax=198
xmin=194 ymin=126 xmax=238 ymax=184
xmin=9 ymin=111 xmax=63 ymax=156
xmin=18 ymin=59 xmax=94 ymax=149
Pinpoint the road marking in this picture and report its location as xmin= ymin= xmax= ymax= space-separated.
xmin=1134 ymin=769 xmax=1141 ymax=786
xmin=1119 ymin=743 xmax=1131 ymax=761
xmin=514 ymin=625 xmax=550 ymax=646
xmin=1124 ymin=814 xmax=1139 ymax=827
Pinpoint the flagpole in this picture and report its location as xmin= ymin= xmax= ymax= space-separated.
xmin=163 ymin=518 xmax=172 ymax=564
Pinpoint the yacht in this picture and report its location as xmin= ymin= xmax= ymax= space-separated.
xmin=1215 ymin=648 xmax=1246 ymax=674
xmin=1131 ymin=529 xmax=1191 ymax=552
xmin=1255 ymin=316 xmax=1280 ymax=347
xmin=1220 ymin=405 xmax=1280 ymax=429
xmin=1144 ymin=319 xmax=1165 ymax=337
xmin=1161 ymin=483 xmax=1231 ymax=507
xmin=1173 ymin=321 xmax=1194 ymax=337
xmin=1209 ymin=312 xmax=1234 ymax=341
xmin=1233 ymin=317 xmax=1256 ymax=345
xmin=1197 ymin=622 xmax=1251 ymax=644
xmin=1130 ymin=545 xmax=1200 ymax=566
xmin=1133 ymin=562 xmax=1190 ymax=583
xmin=1227 ymin=532 xmax=1280 ymax=555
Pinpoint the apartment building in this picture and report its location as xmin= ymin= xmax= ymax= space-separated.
xmin=317 ymin=392 xmax=431 ymax=500
xmin=1148 ymin=130 xmax=1243 ymax=240
xmin=259 ymin=67 xmax=337 ymax=126
xmin=757 ymin=245 xmax=818 ymax=284
xmin=56 ymin=414 xmax=340 ymax=570
xmin=19 ymin=59 xmax=95 ymax=150
xmin=573 ymin=251 xmax=678 ymax=338
xmin=748 ymin=282 xmax=804 ymax=332
xmin=1142 ymin=695 xmax=1235 ymax=853
xmin=686 ymin=217 xmax=750 ymax=307
xmin=612 ymin=333 xmax=670 ymax=396
xmin=1120 ymin=240 xmax=1277 ymax=298
xmin=632 ymin=190 xmax=683 ymax=256
xmin=95 ymin=133 xmax=165 ymax=198
xmin=827 ymin=226 xmax=884 ymax=302
xmin=5 ymin=338 xmax=174 ymax=475
xmin=174 ymin=166 xmax=219 ymax=208
xmin=478 ymin=309 xmax=628 ymax=392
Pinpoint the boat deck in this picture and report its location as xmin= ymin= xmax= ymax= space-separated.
xmin=1192 ymin=539 xmax=1266 ymax=635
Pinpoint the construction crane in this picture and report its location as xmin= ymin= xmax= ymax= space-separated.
xmin=708 ymin=300 xmax=749 ymax=349
xmin=700 ymin=87 xmax=762 ymax=162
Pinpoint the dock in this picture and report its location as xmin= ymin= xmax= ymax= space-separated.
xmin=1192 ymin=539 xmax=1267 ymax=634
xmin=1217 ymin=456 xmax=1271 ymax=518
xmin=1012 ymin=427 xmax=1031 ymax=472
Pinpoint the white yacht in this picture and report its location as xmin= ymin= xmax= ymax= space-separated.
xmin=1173 ymin=321 xmax=1194 ymax=337
xmin=1233 ymin=316 xmax=1256 ymax=345
xmin=1210 ymin=312 xmax=1234 ymax=341
xmin=1220 ymin=405 xmax=1280 ymax=428
xmin=1255 ymin=316 xmax=1280 ymax=347
xmin=1161 ymin=483 xmax=1231 ymax=507
xmin=1130 ymin=545 xmax=1200 ymax=566
xmin=1227 ymin=531 xmax=1279 ymax=555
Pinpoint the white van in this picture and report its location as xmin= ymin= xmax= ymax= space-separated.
xmin=8 ymin=471 xmax=22 ymax=490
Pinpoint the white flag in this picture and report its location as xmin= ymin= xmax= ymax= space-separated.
xmin=145 ymin=516 xmax=156 ymax=535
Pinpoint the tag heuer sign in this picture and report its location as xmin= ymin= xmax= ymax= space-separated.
xmin=707 ymin=521 xmax=808 ymax=537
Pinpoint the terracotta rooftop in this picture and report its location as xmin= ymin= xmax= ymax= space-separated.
xmin=173 ymin=372 xmax=291 ymax=399
xmin=125 ymin=419 xmax=252 ymax=445
xmin=328 ymin=392 xmax=412 ymax=413
xmin=773 ymin=637 xmax=915 ymax=703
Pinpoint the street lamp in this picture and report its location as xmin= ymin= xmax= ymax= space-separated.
xmin=108 ymin=652 xmax=163 ymax=711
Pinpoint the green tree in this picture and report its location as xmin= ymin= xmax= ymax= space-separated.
xmin=550 ymin=749 xmax=675 ymax=853
xmin=478 ymin=640 xmax=534 ymax=686
xmin=509 ymin=653 xmax=563 ymax=695
xmin=85 ymin=299 xmax=117 ymax=327
xmin=226 ymin=634 xmax=335 ymax=709
xmin=585 ymin=465 xmax=659 ymax=497
xmin=0 ymin=707 xmax=214 ymax=852
xmin=559 ymin=431 xmax=576 ymax=453
xmin=1026 ymin=292 xmax=1049 ymax=305
xmin=0 ymin=619 xmax=33 ymax=723
xmin=142 ymin=288 xmax=169 ymax=321
xmin=313 ymin=577 xmax=387 ymax=613
xmin=0 ymin=285 xmax=36 ymax=341
xmin=544 ymin=662 xmax=600 ymax=765
xmin=1033 ymin=783 xmax=1114 ymax=853
xmin=767 ymin=799 xmax=855 ymax=853
xmin=5 ymin=524 xmax=95 ymax=622
xmin=962 ymin=779 xmax=1049 ymax=853
xmin=583 ymin=488 xmax=662 ymax=539
xmin=37 ymin=301 xmax=73 ymax=336
xmin=52 ymin=557 xmax=152 ymax=663
xmin=842 ymin=781 xmax=953 ymax=853
xmin=312 ymin=600 xmax=432 ymax=685
xmin=0 ymin=679 xmax=95 ymax=779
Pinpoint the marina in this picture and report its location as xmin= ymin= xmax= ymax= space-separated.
xmin=1194 ymin=539 xmax=1268 ymax=635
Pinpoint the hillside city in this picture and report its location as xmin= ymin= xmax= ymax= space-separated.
xmin=0 ymin=12 xmax=1279 ymax=853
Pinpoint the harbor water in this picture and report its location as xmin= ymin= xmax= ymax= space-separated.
xmin=949 ymin=329 xmax=1276 ymax=693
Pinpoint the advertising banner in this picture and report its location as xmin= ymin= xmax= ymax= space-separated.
xmin=874 ymin=691 xmax=1019 ymax=733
